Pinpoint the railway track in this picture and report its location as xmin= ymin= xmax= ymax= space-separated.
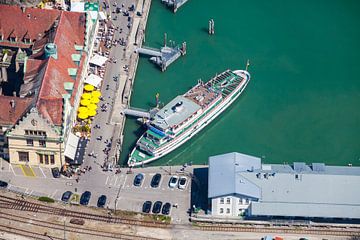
xmin=0 ymin=211 xmax=161 ymax=239
xmin=1 ymin=194 xmax=359 ymax=238
xmin=0 ymin=194 xmax=170 ymax=229
xmin=196 ymin=225 xmax=359 ymax=237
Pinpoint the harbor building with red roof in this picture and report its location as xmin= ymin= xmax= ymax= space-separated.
xmin=0 ymin=5 xmax=98 ymax=168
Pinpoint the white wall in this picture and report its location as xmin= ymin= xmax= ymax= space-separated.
xmin=211 ymin=195 xmax=252 ymax=217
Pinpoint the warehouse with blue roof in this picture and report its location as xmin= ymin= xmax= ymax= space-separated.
xmin=208 ymin=152 xmax=360 ymax=221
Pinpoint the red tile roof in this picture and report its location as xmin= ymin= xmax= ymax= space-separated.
xmin=0 ymin=5 xmax=61 ymax=48
xmin=0 ymin=96 xmax=33 ymax=125
xmin=37 ymin=10 xmax=86 ymax=125
xmin=0 ymin=6 xmax=87 ymax=126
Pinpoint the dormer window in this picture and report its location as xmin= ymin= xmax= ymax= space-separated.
xmin=23 ymin=38 xmax=31 ymax=44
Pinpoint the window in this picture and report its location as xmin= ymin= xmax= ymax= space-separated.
xmin=25 ymin=130 xmax=29 ymax=135
xmin=39 ymin=154 xmax=43 ymax=164
xmin=10 ymin=37 xmax=16 ymax=42
xmin=226 ymin=208 xmax=230 ymax=214
xmin=226 ymin=198 xmax=231 ymax=204
xmin=26 ymin=139 xmax=33 ymax=146
xmin=18 ymin=152 xmax=29 ymax=162
xmin=45 ymin=155 xmax=49 ymax=165
xmin=23 ymin=38 xmax=30 ymax=44
xmin=220 ymin=198 xmax=224 ymax=204
xmin=239 ymin=198 xmax=242 ymax=204
xmin=219 ymin=208 xmax=223 ymax=214
xmin=39 ymin=140 xmax=46 ymax=147
xmin=50 ymin=155 xmax=55 ymax=164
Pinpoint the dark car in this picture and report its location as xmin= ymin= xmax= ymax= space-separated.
xmin=152 ymin=201 xmax=162 ymax=214
xmin=133 ymin=173 xmax=144 ymax=186
xmin=150 ymin=173 xmax=161 ymax=188
xmin=0 ymin=180 xmax=8 ymax=188
xmin=97 ymin=195 xmax=107 ymax=208
xmin=142 ymin=201 xmax=152 ymax=213
xmin=161 ymin=202 xmax=171 ymax=215
xmin=61 ymin=191 xmax=72 ymax=202
xmin=51 ymin=167 xmax=61 ymax=178
xmin=80 ymin=191 xmax=91 ymax=205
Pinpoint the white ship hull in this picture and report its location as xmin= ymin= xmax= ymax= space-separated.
xmin=129 ymin=70 xmax=250 ymax=166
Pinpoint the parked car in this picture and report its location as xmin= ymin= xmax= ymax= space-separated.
xmin=142 ymin=201 xmax=152 ymax=213
xmin=0 ymin=180 xmax=8 ymax=188
xmin=168 ymin=176 xmax=179 ymax=188
xmin=178 ymin=176 xmax=187 ymax=189
xmin=152 ymin=201 xmax=162 ymax=214
xmin=133 ymin=173 xmax=144 ymax=186
xmin=162 ymin=202 xmax=171 ymax=215
xmin=51 ymin=167 xmax=61 ymax=178
xmin=61 ymin=191 xmax=72 ymax=202
xmin=150 ymin=173 xmax=161 ymax=188
xmin=80 ymin=191 xmax=91 ymax=205
xmin=97 ymin=195 xmax=107 ymax=208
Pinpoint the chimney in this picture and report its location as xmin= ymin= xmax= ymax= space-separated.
xmin=21 ymin=6 xmax=25 ymax=13
xmin=10 ymin=99 xmax=16 ymax=109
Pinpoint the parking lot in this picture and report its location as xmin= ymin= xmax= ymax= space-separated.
xmin=0 ymin=160 xmax=194 ymax=223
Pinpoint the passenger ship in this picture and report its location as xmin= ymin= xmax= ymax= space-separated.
xmin=128 ymin=68 xmax=251 ymax=166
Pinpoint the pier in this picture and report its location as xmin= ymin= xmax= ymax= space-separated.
xmin=161 ymin=0 xmax=189 ymax=13
xmin=136 ymin=41 xmax=186 ymax=71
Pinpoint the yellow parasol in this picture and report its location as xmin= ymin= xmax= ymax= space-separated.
xmin=87 ymin=103 xmax=98 ymax=110
xmin=90 ymin=97 xmax=100 ymax=104
xmin=80 ymin=99 xmax=91 ymax=106
xmin=84 ymin=84 xmax=95 ymax=92
xmin=81 ymin=92 xmax=91 ymax=100
xmin=78 ymin=106 xmax=88 ymax=112
xmin=88 ymin=109 xmax=97 ymax=117
xmin=91 ymin=90 xmax=101 ymax=98
xmin=77 ymin=112 xmax=89 ymax=119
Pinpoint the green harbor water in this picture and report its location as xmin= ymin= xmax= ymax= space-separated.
xmin=119 ymin=0 xmax=360 ymax=166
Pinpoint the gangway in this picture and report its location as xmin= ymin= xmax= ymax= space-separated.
xmin=123 ymin=107 xmax=150 ymax=118
xmin=136 ymin=47 xmax=162 ymax=57
xmin=123 ymin=107 xmax=159 ymax=119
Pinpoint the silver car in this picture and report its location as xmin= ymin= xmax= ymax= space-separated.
xmin=169 ymin=176 xmax=179 ymax=188
xmin=178 ymin=176 xmax=187 ymax=189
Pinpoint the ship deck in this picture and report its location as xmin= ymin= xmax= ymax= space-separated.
xmin=184 ymin=84 xmax=219 ymax=109
xmin=207 ymin=70 xmax=244 ymax=98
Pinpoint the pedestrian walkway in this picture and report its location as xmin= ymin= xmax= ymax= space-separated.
xmin=19 ymin=165 xmax=36 ymax=177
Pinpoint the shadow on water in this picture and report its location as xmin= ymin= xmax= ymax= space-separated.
xmin=200 ymin=27 xmax=208 ymax=34
xmin=191 ymin=167 xmax=209 ymax=213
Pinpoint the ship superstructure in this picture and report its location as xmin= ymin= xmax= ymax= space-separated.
xmin=128 ymin=69 xmax=251 ymax=166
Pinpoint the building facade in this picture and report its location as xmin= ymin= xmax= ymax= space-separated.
xmin=208 ymin=152 xmax=360 ymax=221
xmin=0 ymin=5 xmax=98 ymax=168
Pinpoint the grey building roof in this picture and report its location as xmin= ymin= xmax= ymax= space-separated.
xmin=208 ymin=152 xmax=261 ymax=199
xmin=208 ymin=152 xmax=360 ymax=219
xmin=151 ymin=95 xmax=201 ymax=130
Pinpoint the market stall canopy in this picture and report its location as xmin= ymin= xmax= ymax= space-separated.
xmin=87 ymin=103 xmax=98 ymax=110
xmin=85 ymin=74 xmax=102 ymax=88
xmin=90 ymin=97 xmax=100 ymax=104
xmin=78 ymin=112 xmax=89 ymax=119
xmin=88 ymin=109 xmax=97 ymax=117
xmin=90 ymin=54 xmax=108 ymax=67
xmin=84 ymin=84 xmax=95 ymax=92
xmin=80 ymin=99 xmax=91 ymax=106
xmin=91 ymin=90 xmax=101 ymax=98
xmin=64 ymin=132 xmax=80 ymax=160
xmin=81 ymin=92 xmax=91 ymax=100
xmin=78 ymin=107 xmax=88 ymax=112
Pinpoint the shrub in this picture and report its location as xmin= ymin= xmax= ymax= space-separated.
xmin=38 ymin=196 xmax=55 ymax=203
